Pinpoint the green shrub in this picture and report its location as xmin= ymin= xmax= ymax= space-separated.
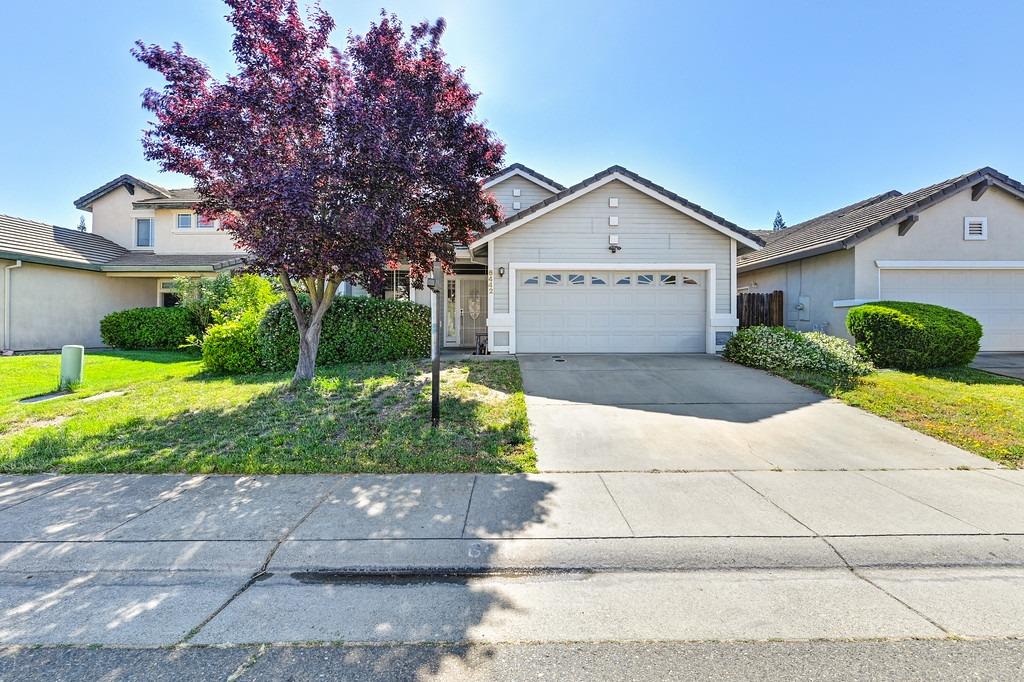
xmin=846 ymin=301 xmax=982 ymax=370
xmin=724 ymin=325 xmax=873 ymax=379
xmin=175 ymin=273 xmax=280 ymax=330
xmin=100 ymin=307 xmax=201 ymax=350
xmin=201 ymin=313 xmax=262 ymax=373
xmin=258 ymin=296 xmax=430 ymax=370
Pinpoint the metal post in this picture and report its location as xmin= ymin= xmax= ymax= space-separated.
xmin=430 ymin=262 xmax=443 ymax=428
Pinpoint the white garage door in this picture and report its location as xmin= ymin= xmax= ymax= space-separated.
xmin=515 ymin=270 xmax=707 ymax=353
xmin=881 ymin=269 xmax=1024 ymax=351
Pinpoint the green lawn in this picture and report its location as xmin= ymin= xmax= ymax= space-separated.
xmin=0 ymin=351 xmax=535 ymax=474
xmin=808 ymin=366 xmax=1023 ymax=469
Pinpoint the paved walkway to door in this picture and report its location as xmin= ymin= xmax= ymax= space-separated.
xmin=517 ymin=353 xmax=991 ymax=472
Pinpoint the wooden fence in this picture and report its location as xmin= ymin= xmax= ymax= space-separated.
xmin=737 ymin=290 xmax=784 ymax=328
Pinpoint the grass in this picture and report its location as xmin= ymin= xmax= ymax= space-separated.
xmin=785 ymin=365 xmax=1024 ymax=469
xmin=0 ymin=351 xmax=535 ymax=474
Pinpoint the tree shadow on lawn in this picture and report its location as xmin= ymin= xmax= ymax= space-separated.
xmin=2 ymin=371 xmax=534 ymax=475
xmin=911 ymin=366 xmax=1024 ymax=387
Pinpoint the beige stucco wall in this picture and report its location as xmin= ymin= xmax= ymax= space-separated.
xmin=89 ymin=186 xmax=159 ymax=249
xmin=490 ymin=179 xmax=734 ymax=316
xmin=738 ymin=249 xmax=855 ymax=337
xmin=89 ymin=186 xmax=241 ymax=255
xmin=486 ymin=175 xmax=555 ymax=222
xmin=1 ymin=259 xmax=156 ymax=350
xmin=853 ymin=185 xmax=1024 ymax=299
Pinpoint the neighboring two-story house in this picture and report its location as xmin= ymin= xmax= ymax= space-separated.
xmin=1 ymin=175 xmax=244 ymax=351
xmin=2 ymin=163 xmax=763 ymax=354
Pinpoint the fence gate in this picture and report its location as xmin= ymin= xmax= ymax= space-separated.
xmin=737 ymin=290 xmax=784 ymax=327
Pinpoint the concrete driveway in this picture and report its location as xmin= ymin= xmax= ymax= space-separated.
xmin=518 ymin=354 xmax=992 ymax=472
xmin=972 ymin=352 xmax=1024 ymax=380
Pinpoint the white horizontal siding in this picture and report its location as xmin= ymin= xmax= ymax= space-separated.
xmin=486 ymin=176 xmax=555 ymax=223
xmin=491 ymin=180 xmax=733 ymax=315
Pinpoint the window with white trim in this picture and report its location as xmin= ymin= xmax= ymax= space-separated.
xmin=660 ymin=273 xmax=677 ymax=285
xmin=523 ymin=275 xmax=539 ymax=285
xmin=544 ymin=273 xmax=562 ymax=285
xmin=964 ymin=217 xmax=987 ymax=240
xmin=615 ymin=274 xmax=631 ymax=286
xmin=637 ymin=273 xmax=655 ymax=285
xmin=197 ymin=214 xmax=216 ymax=228
xmin=176 ymin=213 xmax=192 ymax=230
xmin=135 ymin=218 xmax=154 ymax=247
xmin=590 ymin=274 xmax=607 ymax=285
xmin=568 ymin=273 xmax=585 ymax=285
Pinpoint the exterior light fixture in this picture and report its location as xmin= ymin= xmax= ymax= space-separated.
xmin=609 ymin=234 xmax=621 ymax=253
xmin=498 ymin=266 xmax=505 ymax=277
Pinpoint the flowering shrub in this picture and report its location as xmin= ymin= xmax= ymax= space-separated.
xmin=724 ymin=326 xmax=872 ymax=380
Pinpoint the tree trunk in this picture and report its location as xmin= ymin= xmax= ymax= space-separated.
xmin=280 ymin=271 xmax=339 ymax=387
xmin=293 ymin=321 xmax=322 ymax=383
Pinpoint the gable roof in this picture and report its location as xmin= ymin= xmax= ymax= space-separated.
xmin=0 ymin=214 xmax=127 ymax=269
xmin=483 ymin=163 xmax=566 ymax=193
xmin=738 ymin=167 xmax=1024 ymax=272
xmin=471 ymin=165 xmax=764 ymax=251
xmin=0 ymin=213 xmax=243 ymax=272
xmin=74 ymin=175 xmax=173 ymax=210
xmin=132 ymin=188 xmax=201 ymax=210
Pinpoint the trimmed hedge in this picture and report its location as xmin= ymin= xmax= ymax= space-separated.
xmin=846 ymin=301 xmax=982 ymax=370
xmin=724 ymin=325 xmax=873 ymax=380
xmin=257 ymin=295 xmax=430 ymax=371
xmin=100 ymin=307 xmax=200 ymax=350
xmin=201 ymin=314 xmax=262 ymax=373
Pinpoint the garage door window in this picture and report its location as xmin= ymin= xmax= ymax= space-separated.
xmin=568 ymin=273 xmax=585 ymax=285
xmin=682 ymin=276 xmax=699 ymax=285
xmin=545 ymin=273 xmax=562 ymax=285
xmin=590 ymin=275 xmax=607 ymax=285
xmin=615 ymin=274 xmax=631 ymax=285
xmin=637 ymin=273 xmax=655 ymax=285
xmin=660 ymin=274 xmax=677 ymax=285
xmin=523 ymin=275 xmax=539 ymax=285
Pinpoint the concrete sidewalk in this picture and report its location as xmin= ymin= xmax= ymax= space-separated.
xmin=0 ymin=471 xmax=1022 ymax=646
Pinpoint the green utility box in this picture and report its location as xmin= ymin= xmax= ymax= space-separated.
xmin=60 ymin=345 xmax=84 ymax=390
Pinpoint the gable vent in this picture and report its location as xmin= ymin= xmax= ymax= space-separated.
xmin=964 ymin=217 xmax=987 ymax=240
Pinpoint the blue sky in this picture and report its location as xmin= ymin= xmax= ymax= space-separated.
xmin=2 ymin=0 xmax=1022 ymax=231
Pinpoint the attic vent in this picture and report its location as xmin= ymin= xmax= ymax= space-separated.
xmin=964 ymin=217 xmax=987 ymax=240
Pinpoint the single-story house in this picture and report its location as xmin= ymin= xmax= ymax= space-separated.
xmin=2 ymin=163 xmax=763 ymax=355
xmin=738 ymin=167 xmax=1024 ymax=351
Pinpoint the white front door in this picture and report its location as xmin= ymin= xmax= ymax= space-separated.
xmin=444 ymin=276 xmax=488 ymax=347
xmin=458 ymin=277 xmax=488 ymax=347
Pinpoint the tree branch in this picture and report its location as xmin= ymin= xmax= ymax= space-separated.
xmin=280 ymin=272 xmax=309 ymax=336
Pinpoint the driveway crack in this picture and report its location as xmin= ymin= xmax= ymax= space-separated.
xmin=598 ymin=474 xmax=635 ymax=537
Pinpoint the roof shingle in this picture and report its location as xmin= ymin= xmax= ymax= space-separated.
xmin=738 ymin=167 xmax=1024 ymax=271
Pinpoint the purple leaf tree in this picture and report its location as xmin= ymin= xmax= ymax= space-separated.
xmin=134 ymin=0 xmax=504 ymax=382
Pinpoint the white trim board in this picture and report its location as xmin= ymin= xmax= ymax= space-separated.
xmin=482 ymin=168 xmax=561 ymax=194
xmin=875 ymin=260 xmax=1024 ymax=269
xmin=504 ymin=262 xmax=722 ymax=354
xmin=471 ymin=171 xmax=762 ymax=252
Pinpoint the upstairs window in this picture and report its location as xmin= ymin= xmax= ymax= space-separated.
xmin=135 ymin=218 xmax=154 ymax=248
xmin=964 ymin=217 xmax=987 ymax=240
xmin=198 ymin=214 xmax=216 ymax=228
xmin=176 ymin=213 xmax=192 ymax=230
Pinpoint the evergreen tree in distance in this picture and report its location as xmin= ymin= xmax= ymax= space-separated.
xmin=772 ymin=211 xmax=786 ymax=231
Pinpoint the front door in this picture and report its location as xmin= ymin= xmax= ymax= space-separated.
xmin=454 ymin=276 xmax=487 ymax=347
